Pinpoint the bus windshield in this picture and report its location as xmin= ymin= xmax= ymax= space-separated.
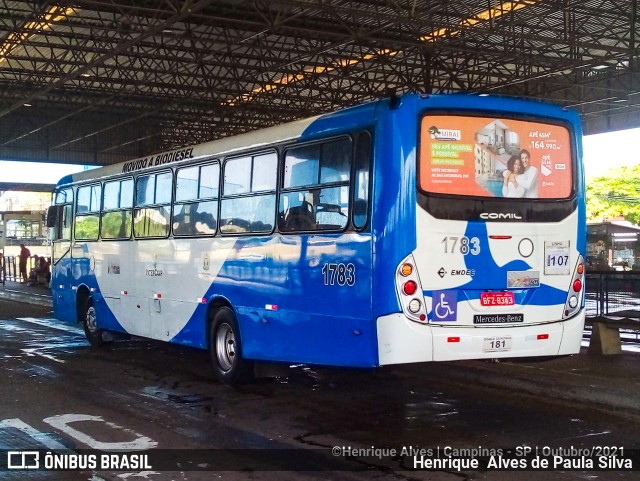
xmin=419 ymin=114 xmax=573 ymax=199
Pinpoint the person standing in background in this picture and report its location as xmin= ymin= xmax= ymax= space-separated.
xmin=18 ymin=243 xmax=31 ymax=283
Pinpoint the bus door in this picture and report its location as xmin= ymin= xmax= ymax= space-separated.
xmin=47 ymin=191 xmax=74 ymax=321
xmin=141 ymin=242 xmax=174 ymax=341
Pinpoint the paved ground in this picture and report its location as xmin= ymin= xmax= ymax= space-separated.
xmin=2 ymin=280 xmax=639 ymax=417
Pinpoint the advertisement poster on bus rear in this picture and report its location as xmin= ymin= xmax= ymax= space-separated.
xmin=419 ymin=116 xmax=573 ymax=199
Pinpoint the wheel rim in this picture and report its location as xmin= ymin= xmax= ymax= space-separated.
xmin=215 ymin=322 xmax=236 ymax=372
xmin=85 ymin=306 xmax=98 ymax=333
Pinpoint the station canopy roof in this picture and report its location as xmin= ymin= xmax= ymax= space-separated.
xmin=0 ymin=0 xmax=638 ymax=167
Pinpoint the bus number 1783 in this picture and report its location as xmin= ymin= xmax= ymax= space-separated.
xmin=321 ymin=263 xmax=356 ymax=286
xmin=441 ymin=236 xmax=481 ymax=255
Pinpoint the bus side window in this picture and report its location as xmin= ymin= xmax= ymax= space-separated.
xmin=173 ymin=162 xmax=219 ymax=237
xmin=101 ymin=178 xmax=133 ymax=240
xmin=352 ymin=131 xmax=371 ymax=229
xmin=173 ymin=201 xmax=218 ymax=236
xmin=134 ymin=172 xmax=172 ymax=238
xmin=279 ymin=137 xmax=351 ymax=233
xmin=220 ymin=152 xmax=276 ymax=235
xmin=75 ymin=184 xmax=101 ymax=241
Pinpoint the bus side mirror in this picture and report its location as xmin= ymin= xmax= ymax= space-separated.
xmin=46 ymin=205 xmax=60 ymax=228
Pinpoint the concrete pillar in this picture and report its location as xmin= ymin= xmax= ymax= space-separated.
xmin=589 ymin=322 xmax=622 ymax=355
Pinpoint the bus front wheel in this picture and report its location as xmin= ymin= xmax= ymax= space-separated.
xmin=209 ymin=307 xmax=253 ymax=385
xmin=82 ymin=297 xmax=105 ymax=347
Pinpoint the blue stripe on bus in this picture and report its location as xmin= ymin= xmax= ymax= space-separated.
xmin=171 ymin=233 xmax=378 ymax=367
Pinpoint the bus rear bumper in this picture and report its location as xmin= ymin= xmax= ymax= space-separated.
xmin=377 ymin=312 xmax=585 ymax=365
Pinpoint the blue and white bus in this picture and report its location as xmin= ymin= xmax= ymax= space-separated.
xmin=47 ymin=93 xmax=586 ymax=384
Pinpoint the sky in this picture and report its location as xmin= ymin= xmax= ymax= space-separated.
xmin=1 ymin=127 xmax=639 ymax=184
xmin=0 ymin=160 xmax=92 ymax=184
xmin=582 ymin=127 xmax=640 ymax=179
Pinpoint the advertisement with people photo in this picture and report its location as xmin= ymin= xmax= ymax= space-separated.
xmin=420 ymin=116 xmax=573 ymax=199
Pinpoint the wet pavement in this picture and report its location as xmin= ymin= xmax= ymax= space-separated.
xmin=1 ymin=280 xmax=640 ymax=480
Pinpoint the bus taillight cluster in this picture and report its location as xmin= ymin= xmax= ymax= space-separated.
xmin=396 ymin=256 xmax=427 ymax=323
xmin=564 ymin=257 xmax=585 ymax=317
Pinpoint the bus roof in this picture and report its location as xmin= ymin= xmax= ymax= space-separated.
xmin=55 ymin=113 xmax=324 ymax=188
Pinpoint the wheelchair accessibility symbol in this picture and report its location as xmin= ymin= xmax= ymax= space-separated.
xmin=433 ymin=290 xmax=457 ymax=322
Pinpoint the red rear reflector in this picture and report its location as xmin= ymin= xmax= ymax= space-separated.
xmin=537 ymin=334 xmax=549 ymax=340
xmin=573 ymin=279 xmax=582 ymax=292
xmin=489 ymin=235 xmax=512 ymax=240
xmin=403 ymin=281 xmax=417 ymax=295
xmin=447 ymin=337 xmax=460 ymax=343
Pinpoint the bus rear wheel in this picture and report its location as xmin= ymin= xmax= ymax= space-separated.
xmin=209 ymin=307 xmax=253 ymax=385
xmin=82 ymin=297 xmax=105 ymax=347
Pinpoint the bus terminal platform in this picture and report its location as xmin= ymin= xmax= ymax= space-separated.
xmin=1 ymin=279 xmax=639 ymax=419
xmin=0 ymin=279 xmax=52 ymax=307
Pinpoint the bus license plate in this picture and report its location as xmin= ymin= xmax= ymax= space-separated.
xmin=483 ymin=336 xmax=512 ymax=353
xmin=480 ymin=291 xmax=514 ymax=306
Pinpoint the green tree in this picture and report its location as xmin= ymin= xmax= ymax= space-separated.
xmin=586 ymin=164 xmax=640 ymax=223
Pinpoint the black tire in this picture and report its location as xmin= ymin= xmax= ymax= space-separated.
xmin=81 ymin=297 xmax=105 ymax=347
xmin=209 ymin=307 xmax=253 ymax=385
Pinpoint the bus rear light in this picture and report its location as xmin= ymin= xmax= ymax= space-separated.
xmin=154 ymin=293 xmax=162 ymax=299
xmin=563 ymin=255 xmax=585 ymax=319
xmin=489 ymin=235 xmax=512 ymax=240
xmin=568 ymin=295 xmax=578 ymax=308
xmin=408 ymin=299 xmax=421 ymax=313
xmin=199 ymin=298 xmax=207 ymax=304
xmin=572 ymin=279 xmax=582 ymax=292
xmin=403 ymin=281 xmax=417 ymax=295
xmin=537 ymin=334 xmax=549 ymax=340
xmin=121 ymin=290 xmax=128 ymax=295
xmin=400 ymin=263 xmax=413 ymax=276
xmin=447 ymin=337 xmax=460 ymax=343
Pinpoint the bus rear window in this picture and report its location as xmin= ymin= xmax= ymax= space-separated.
xmin=419 ymin=115 xmax=573 ymax=199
